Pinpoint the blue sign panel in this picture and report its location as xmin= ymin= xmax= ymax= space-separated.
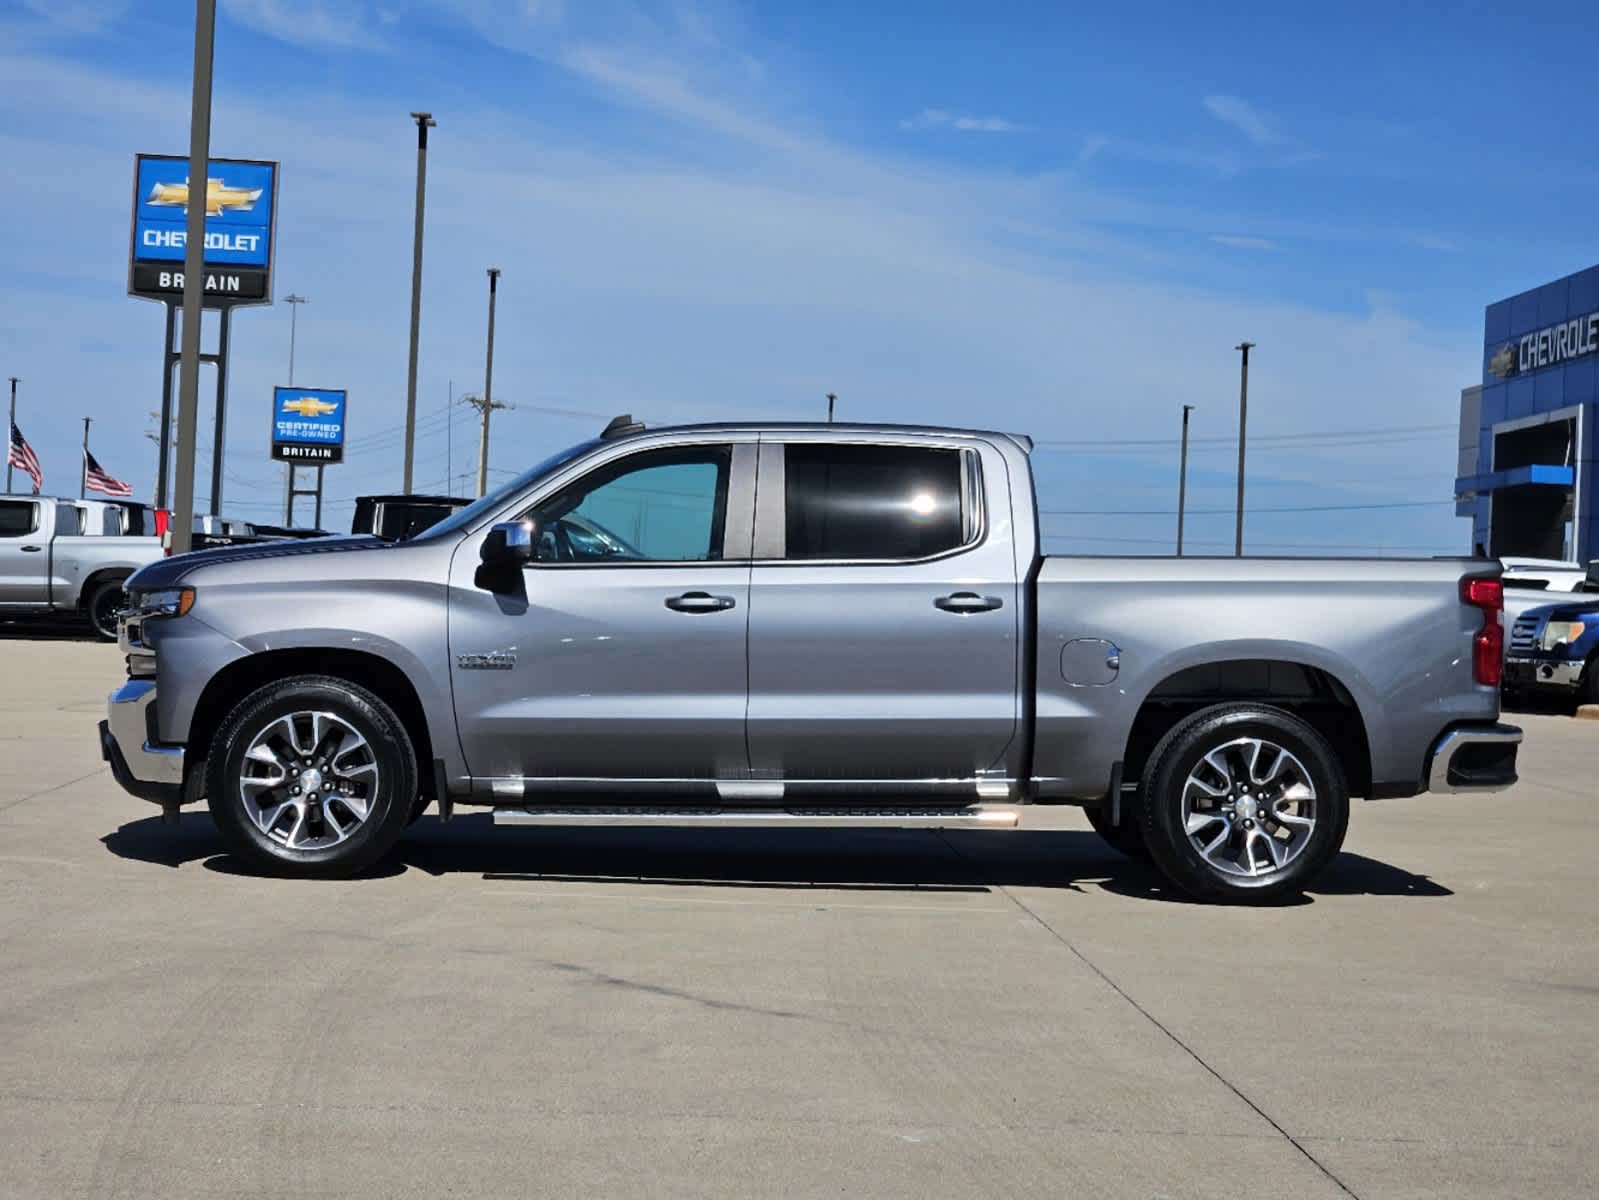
xmin=271 ymin=387 xmax=347 ymax=464
xmin=133 ymin=156 xmax=275 ymax=267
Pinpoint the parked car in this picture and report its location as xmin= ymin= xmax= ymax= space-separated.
xmin=1504 ymin=575 xmax=1599 ymax=705
xmin=1501 ymin=556 xmax=1598 ymax=627
xmin=352 ymin=494 xmax=471 ymax=542
xmin=101 ymin=418 xmax=1520 ymax=901
xmin=0 ymin=494 xmax=161 ymax=639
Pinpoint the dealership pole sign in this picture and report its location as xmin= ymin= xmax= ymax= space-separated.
xmin=272 ymin=387 xmax=346 ymax=463
xmin=128 ymin=154 xmax=277 ymax=305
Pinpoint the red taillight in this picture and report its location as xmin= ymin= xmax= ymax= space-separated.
xmin=154 ymin=508 xmax=170 ymax=536
xmin=1462 ymin=575 xmax=1504 ymax=687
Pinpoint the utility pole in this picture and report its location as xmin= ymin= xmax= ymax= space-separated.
xmin=168 ymin=0 xmax=216 ymax=557
xmin=80 ymin=417 xmax=91 ymax=498
xmin=826 ymin=392 xmax=836 ymax=423
xmin=5 ymin=377 xmax=17 ymax=493
xmin=479 ymin=268 xmax=500 ymax=498
xmin=462 ymin=392 xmax=511 ymax=498
xmin=1234 ymin=342 xmax=1255 ymax=558
xmin=402 ymin=110 xmax=436 ymax=494
xmin=1177 ymin=403 xmax=1195 ymax=556
xmin=281 ymin=293 xmax=307 ymax=523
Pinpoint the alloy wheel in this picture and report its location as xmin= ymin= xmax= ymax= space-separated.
xmin=238 ymin=711 xmax=381 ymax=851
xmin=1180 ymin=736 xmax=1317 ymax=878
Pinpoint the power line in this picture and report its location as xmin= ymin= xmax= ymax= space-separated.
xmin=1033 ymin=422 xmax=1455 ymax=449
xmin=1041 ymin=499 xmax=1455 ymax=517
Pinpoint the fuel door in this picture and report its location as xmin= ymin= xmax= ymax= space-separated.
xmin=1061 ymin=638 xmax=1121 ymax=687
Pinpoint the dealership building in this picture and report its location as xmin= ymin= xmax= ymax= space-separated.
xmin=1456 ymin=263 xmax=1599 ymax=562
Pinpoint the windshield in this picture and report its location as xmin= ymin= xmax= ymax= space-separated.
xmin=409 ymin=438 xmax=603 ymax=543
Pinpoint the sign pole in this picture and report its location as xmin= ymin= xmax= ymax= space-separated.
xmin=169 ymin=0 xmax=217 ymax=558
xmin=155 ymin=306 xmax=175 ymax=508
xmin=1177 ymin=403 xmax=1194 ymax=556
xmin=209 ymin=305 xmax=232 ymax=516
xmin=314 ymin=464 xmax=324 ymax=529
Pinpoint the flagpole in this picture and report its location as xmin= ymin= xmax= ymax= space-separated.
xmin=6 ymin=377 xmax=16 ymax=493
xmin=81 ymin=417 xmax=91 ymax=499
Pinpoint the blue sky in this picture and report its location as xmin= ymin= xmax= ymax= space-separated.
xmin=2 ymin=0 xmax=1597 ymax=550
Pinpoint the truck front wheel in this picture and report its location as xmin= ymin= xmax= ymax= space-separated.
xmin=206 ymin=675 xmax=417 ymax=877
xmin=1138 ymin=704 xmax=1349 ymax=903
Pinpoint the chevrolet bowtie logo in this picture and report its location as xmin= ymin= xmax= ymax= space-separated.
xmin=146 ymin=176 xmax=263 ymax=217
xmin=280 ymin=396 xmax=339 ymax=417
xmin=1488 ymin=343 xmax=1517 ymax=379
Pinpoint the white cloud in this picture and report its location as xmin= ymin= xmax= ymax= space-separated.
xmin=1203 ymin=94 xmax=1280 ymax=146
xmin=899 ymin=109 xmax=1020 ymax=133
xmin=1210 ymin=234 xmax=1279 ymax=250
xmin=15 ymin=0 xmax=130 ymax=34
xmin=218 ymin=0 xmax=389 ymax=50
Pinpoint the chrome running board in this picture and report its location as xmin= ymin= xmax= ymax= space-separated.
xmin=492 ymin=805 xmax=1020 ymax=829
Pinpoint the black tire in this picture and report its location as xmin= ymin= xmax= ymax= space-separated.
xmin=1583 ymin=655 xmax=1599 ymax=708
xmin=1085 ymin=800 xmax=1151 ymax=860
xmin=206 ymin=675 xmax=417 ymax=877
xmin=86 ymin=579 xmax=126 ymax=642
xmin=1138 ymin=703 xmax=1349 ymax=904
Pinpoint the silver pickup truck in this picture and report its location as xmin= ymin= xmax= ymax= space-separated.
xmin=1 ymin=494 xmax=161 ymax=639
xmin=100 ymin=420 xmax=1521 ymax=901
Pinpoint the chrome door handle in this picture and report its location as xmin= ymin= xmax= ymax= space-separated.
xmin=665 ymin=591 xmax=736 ymax=613
xmin=934 ymin=592 xmax=1002 ymax=613
xmin=20 ymin=545 xmax=42 ymax=553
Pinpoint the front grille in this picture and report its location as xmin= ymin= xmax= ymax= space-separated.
xmin=1509 ymin=615 xmax=1541 ymax=653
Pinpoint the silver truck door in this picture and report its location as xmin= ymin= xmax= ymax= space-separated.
xmin=448 ymin=440 xmax=755 ymax=785
xmin=746 ymin=435 xmax=1019 ymax=784
xmin=0 ymin=498 xmax=48 ymax=606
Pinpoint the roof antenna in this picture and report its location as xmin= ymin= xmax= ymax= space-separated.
xmin=601 ymin=414 xmax=645 ymax=439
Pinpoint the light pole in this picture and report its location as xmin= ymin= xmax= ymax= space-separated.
xmin=284 ymin=293 xmax=308 ymax=384
xmin=168 ymin=0 xmax=216 ymax=557
xmin=479 ymin=268 xmax=500 ymax=497
xmin=5 ymin=377 xmax=17 ymax=493
xmin=402 ymin=110 xmax=435 ymax=494
xmin=1234 ymin=342 xmax=1255 ymax=557
xmin=281 ymin=294 xmax=308 ymax=523
xmin=826 ymin=392 xmax=836 ymax=423
xmin=1177 ymin=403 xmax=1195 ymax=556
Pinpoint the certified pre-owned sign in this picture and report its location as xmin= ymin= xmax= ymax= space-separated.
xmin=128 ymin=154 xmax=277 ymax=305
xmin=271 ymin=387 xmax=346 ymax=463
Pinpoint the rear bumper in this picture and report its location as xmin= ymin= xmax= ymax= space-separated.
xmin=1426 ymin=722 xmax=1521 ymax=794
xmin=99 ymin=680 xmax=185 ymax=807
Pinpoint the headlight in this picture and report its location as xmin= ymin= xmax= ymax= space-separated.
xmin=136 ymin=587 xmax=196 ymax=619
xmin=1538 ymin=620 xmax=1585 ymax=650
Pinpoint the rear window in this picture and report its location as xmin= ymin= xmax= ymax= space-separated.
xmin=783 ymin=444 xmax=968 ymax=561
xmin=0 ymin=500 xmax=37 ymax=537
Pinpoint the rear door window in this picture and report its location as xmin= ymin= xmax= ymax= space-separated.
xmin=0 ymin=500 xmax=38 ymax=537
xmin=783 ymin=444 xmax=969 ymax=561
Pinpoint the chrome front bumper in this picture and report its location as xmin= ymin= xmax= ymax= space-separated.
xmin=1426 ymin=723 xmax=1522 ymax=794
xmin=99 ymin=680 xmax=185 ymax=806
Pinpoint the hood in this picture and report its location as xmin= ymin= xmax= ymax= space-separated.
xmin=1517 ymin=597 xmax=1599 ymax=624
xmin=126 ymin=535 xmax=388 ymax=591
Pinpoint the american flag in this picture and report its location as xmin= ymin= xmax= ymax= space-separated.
xmin=8 ymin=422 xmax=42 ymax=495
xmin=84 ymin=450 xmax=133 ymax=498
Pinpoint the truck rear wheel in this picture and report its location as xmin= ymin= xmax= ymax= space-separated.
xmin=1138 ymin=704 xmax=1349 ymax=903
xmin=86 ymin=580 xmax=126 ymax=642
xmin=206 ymin=675 xmax=417 ymax=877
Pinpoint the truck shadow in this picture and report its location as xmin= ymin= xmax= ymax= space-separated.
xmin=101 ymin=813 xmax=1453 ymax=904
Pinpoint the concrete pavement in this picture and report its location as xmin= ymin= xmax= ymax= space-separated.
xmin=1 ymin=638 xmax=1594 ymax=1198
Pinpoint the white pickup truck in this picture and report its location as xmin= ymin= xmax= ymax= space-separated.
xmin=0 ymin=494 xmax=161 ymax=639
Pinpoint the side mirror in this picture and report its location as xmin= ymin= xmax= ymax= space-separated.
xmin=480 ymin=520 xmax=535 ymax=567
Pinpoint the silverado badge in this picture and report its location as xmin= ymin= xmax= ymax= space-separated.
xmin=457 ymin=651 xmax=516 ymax=671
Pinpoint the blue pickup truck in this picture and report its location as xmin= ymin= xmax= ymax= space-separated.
xmin=1504 ymin=594 xmax=1599 ymax=706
